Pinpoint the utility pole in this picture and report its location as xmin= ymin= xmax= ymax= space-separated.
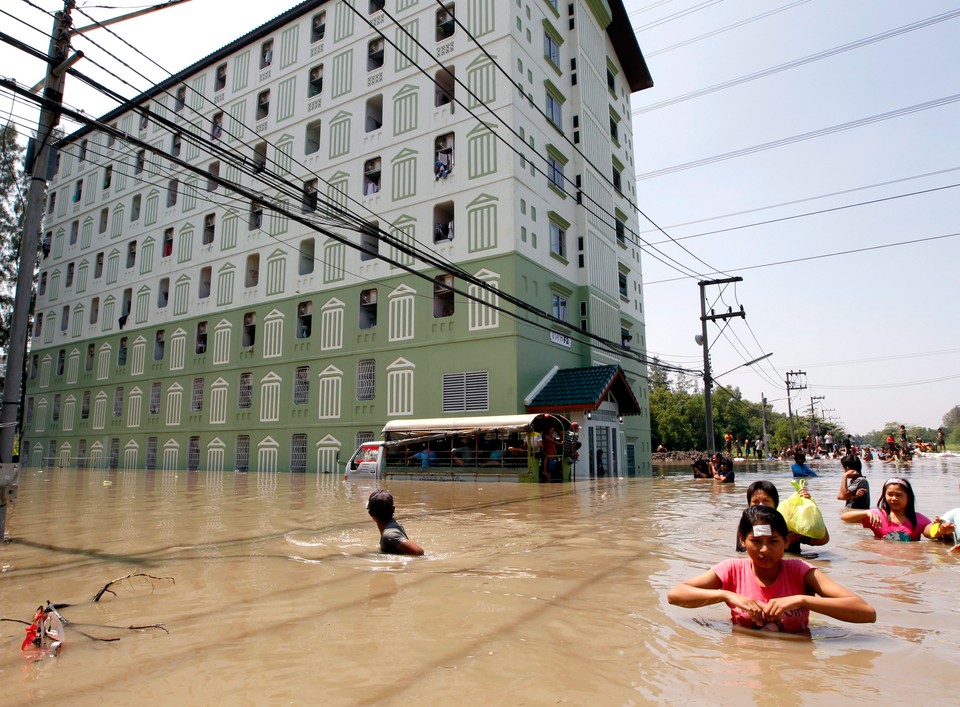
xmin=808 ymin=395 xmax=825 ymax=441
xmin=761 ymin=393 xmax=768 ymax=456
xmin=698 ymin=277 xmax=744 ymax=455
xmin=0 ymin=4 xmax=75 ymax=522
xmin=785 ymin=371 xmax=806 ymax=448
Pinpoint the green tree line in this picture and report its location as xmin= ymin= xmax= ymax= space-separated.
xmin=648 ymin=361 xmax=959 ymax=452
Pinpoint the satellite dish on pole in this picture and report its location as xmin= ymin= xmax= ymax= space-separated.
xmin=694 ymin=334 xmax=703 ymax=346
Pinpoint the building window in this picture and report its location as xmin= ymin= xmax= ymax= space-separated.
xmin=256 ymin=90 xmax=270 ymax=121
xmin=207 ymin=161 xmax=220 ymax=191
xmin=433 ymin=201 xmax=454 ymax=242
xmin=196 ymin=321 xmax=208 ymax=353
xmin=547 ymin=155 xmax=564 ymax=190
xmin=150 ymin=383 xmax=161 ymax=414
xmin=162 ymin=228 xmax=174 ymax=257
xmin=359 ymin=289 xmax=377 ymax=329
xmin=297 ymin=301 xmax=312 ymax=338
xmin=249 ymin=200 xmax=264 ymax=230
xmin=134 ymin=149 xmax=145 ymax=175
xmin=38 ymin=273 xmax=47 ymax=296
xmin=291 ymin=434 xmax=308 ymax=473
xmin=174 ymin=85 xmax=186 ymax=112
xmin=158 ymin=277 xmax=169 ymax=307
xmin=615 ymin=217 xmax=626 ymax=244
xmin=154 ymin=329 xmax=165 ymax=360
xmin=546 ymin=91 xmax=562 ymax=128
xmin=95 ymin=252 xmax=104 ymax=277
xmin=242 ymin=312 xmax=256 ymax=347
xmin=90 ymin=297 xmax=99 ymax=324
xmin=550 ymin=222 xmax=566 ymax=258
xmin=365 ymin=94 xmax=383 ymax=132
xmin=610 ymin=115 xmax=619 ymax=142
xmin=245 ymin=254 xmax=260 ymax=287
xmin=171 ymin=133 xmax=182 ymax=157
xmin=544 ymin=32 xmax=560 ymax=68
xmin=435 ymin=68 xmax=455 ymax=106
xmin=239 ymin=373 xmax=253 ymax=408
xmin=211 ymin=111 xmax=224 ymax=139
xmin=369 ymin=0 xmax=385 ymax=13
xmin=79 ymin=140 xmax=88 ymax=161
xmin=294 ymin=366 xmax=310 ymax=405
xmin=552 ymin=293 xmax=567 ymax=322
xmin=126 ymin=240 xmax=137 ymax=269
xmin=166 ymin=178 xmax=178 ymax=207
xmin=214 ymin=62 xmax=227 ymax=91
xmin=360 ymin=221 xmax=379 ymax=261
xmin=199 ymin=266 xmax=212 ymax=298
xmin=437 ymin=4 xmax=455 ymax=41
xmin=103 ymin=165 xmax=113 ymax=191
xmin=607 ymin=67 xmax=616 ymax=92
xmin=612 ymin=165 xmax=622 ymax=192
xmin=65 ymin=262 xmax=75 ymax=287
xmin=302 ymin=179 xmax=318 ymax=213
xmin=308 ymin=64 xmax=324 ymax=97
xmin=305 ymin=120 xmax=321 ymax=154
xmin=203 ymin=213 xmax=216 ymax=245
xmin=311 ymin=11 xmax=326 ymax=42
xmin=114 ymin=386 xmax=124 ymax=417
xmin=368 ymin=38 xmax=384 ymax=71
xmin=618 ymin=270 xmax=628 ymax=298
xmin=61 ymin=306 xmax=69 ymax=331
xmin=99 ymin=208 xmax=108 ymax=234
xmin=434 ymin=274 xmax=454 ymax=317
xmin=357 ymin=359 xmax=375 ymax=400
xmin=131 ymin=194 xmax=141 ymax=221
xmin=363 ymin=158 xmax=381 ymax=195
xmin=192 ymin=378 xmax=204 ymax=412
xmin=236 ymin=435 xmax=250 ymax=471
xmin=299 ymin=237 xmax=315 ymax=274
xmin=260 ymin=39 xmax=274 ymax=69
xmin=434 ymin=132 xmax=454 ymax=178
xmin=72 ymin=179 xmax=83 ymax=203
xmin=253 ymin=141 xmax=267 ymax=172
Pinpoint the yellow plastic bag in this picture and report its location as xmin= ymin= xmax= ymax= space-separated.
xmin=777 ymin=480 xmax=827 ymax=539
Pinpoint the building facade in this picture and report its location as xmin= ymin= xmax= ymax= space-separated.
xmin=23 ymin=0 xmax=654 ymax=475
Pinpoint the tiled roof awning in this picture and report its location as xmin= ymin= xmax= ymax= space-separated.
xmin=526 ymin=365 xmax=641 ymax=415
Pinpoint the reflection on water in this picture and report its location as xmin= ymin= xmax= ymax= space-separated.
xmin=1 ymin=457 xmax=959 ymax=705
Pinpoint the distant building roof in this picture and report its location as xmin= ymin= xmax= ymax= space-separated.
xmin=527 ymin=365 xmax=641 ymax=415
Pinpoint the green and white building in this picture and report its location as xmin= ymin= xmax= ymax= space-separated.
xmin=23 ymin=0 xmax=654 ymax=475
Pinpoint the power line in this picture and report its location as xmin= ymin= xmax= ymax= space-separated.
xmin=645 ymin=0 xmax=811 ymax=57
xmin=635 ymin=92 xmax=960 ymax=180
xmin=631 ymin=0 xmax=726 ymax=32
xmin=644 ymin=229 xmax=960 ymax=285
xmin=634 ymin=7 xmax=960 ymax=115
xmin=637 ymin=165 xmax=960 ymax=236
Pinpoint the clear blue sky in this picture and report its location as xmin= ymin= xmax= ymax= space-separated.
xmin=2 ymin=0 xmax=958 ymax=434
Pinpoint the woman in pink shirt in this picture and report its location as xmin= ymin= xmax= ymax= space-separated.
xmin=668 ymin=506 xmax=875 ymax=632
xmin=841 ymin=477 xmax=946 ymax=542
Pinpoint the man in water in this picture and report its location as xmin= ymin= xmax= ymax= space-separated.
xmin=367 ymin=490 xmax=424 ymax=556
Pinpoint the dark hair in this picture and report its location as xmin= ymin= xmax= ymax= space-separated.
xmin=745 ymin=480 xmax=779 ymax=507
xmin=879 ymin=478 xmax=917 ymax=527
xmin=367 ymin=489 xmax=395 ymax=522
xmin=737 ymin=505 xmax=789 ymax=541
xmin=793 ymin=452 xmax=805 ymax=465
xmin=841 ymin=454 xmax=862 ymax=473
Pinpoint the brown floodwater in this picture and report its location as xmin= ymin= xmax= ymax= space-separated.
xmin=1 ymin=455 xmax=958 ymax=705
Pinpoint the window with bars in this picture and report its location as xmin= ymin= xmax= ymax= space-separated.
xmin=113 ymin=386 xmax=124 ymax=417
xmin=239 ymin=372 xmax=253 ymax=408
xmin=192 ymin=377 xmax=205 ymax=411
xmin=442 ymin=371 xmax=489 ymax=413
xmin=236 ymin=435 xmax=250 ymax=471
xmin=188 ymin=436 xmax=200 ymax=471
xmin=294 ymin=366 xmax=310 ymax=405
xmin=150 ymin=382 xmax=161 ymax=414
xmin=146 ymin=437 xmax=158 ymax=470
xmin=291 ymin=433 xmax=307 ymax=473
xmin=357 ymin=359 xmax=375 ymax=400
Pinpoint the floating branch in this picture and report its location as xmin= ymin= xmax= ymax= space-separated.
xmin=93 ymin=571 xmax=176 ymax=602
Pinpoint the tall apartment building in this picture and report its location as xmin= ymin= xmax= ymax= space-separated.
xmin=23 ymin=0 xmax=654 ymax=475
